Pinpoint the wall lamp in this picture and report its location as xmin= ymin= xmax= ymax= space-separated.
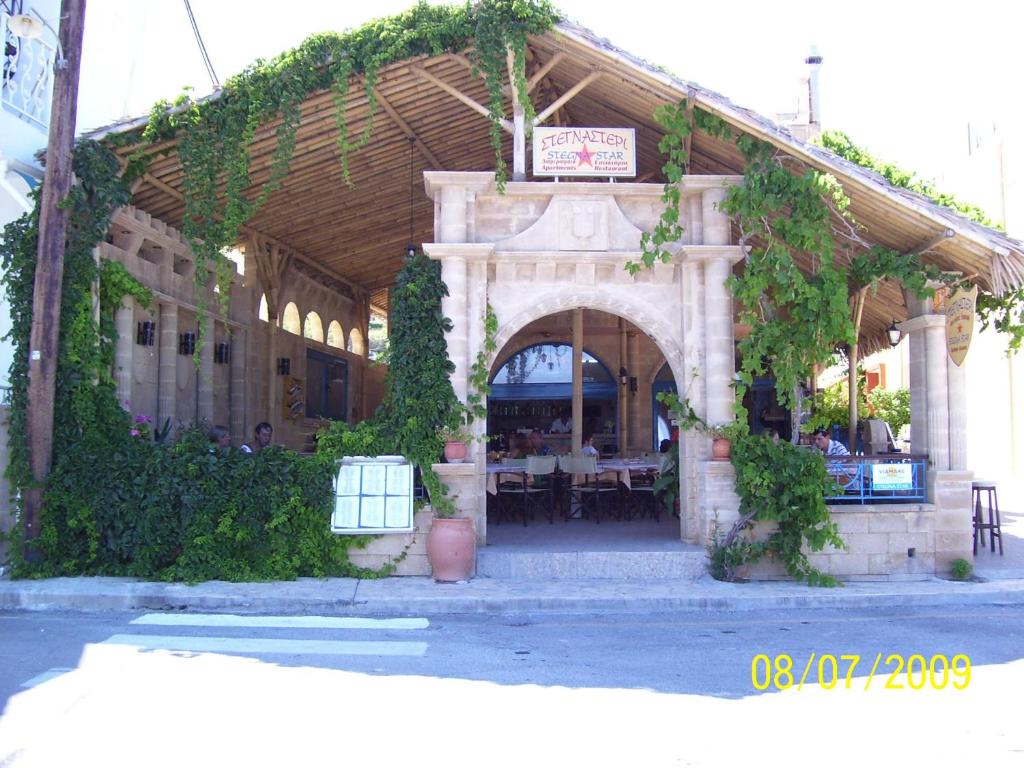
xmin=886 ymin=319 xmax=903 ymax=347
xmin=276 ymin=357 xmax=291 ymax=375
xmin=136 ymin=320 xmax=155 ymax=346
xmin=618 ymin=366 xmax=628 ymax=386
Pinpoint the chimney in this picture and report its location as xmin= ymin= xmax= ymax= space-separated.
xmin=806 ymin=46 xmax=823 ymax=131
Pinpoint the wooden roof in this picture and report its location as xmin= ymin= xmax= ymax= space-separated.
xmin=88 ymin=17 xmax=1024 ymax=349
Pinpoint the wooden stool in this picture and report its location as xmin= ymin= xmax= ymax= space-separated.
xmin=972 ymin=481 xmax=1003 ymax=555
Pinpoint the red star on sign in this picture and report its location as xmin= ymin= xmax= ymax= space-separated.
xmin=577 ymin=144 xmax=594 ymax=167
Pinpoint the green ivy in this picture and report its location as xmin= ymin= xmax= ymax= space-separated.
xmin=818 ymin=130 xmax=1023 ymax=352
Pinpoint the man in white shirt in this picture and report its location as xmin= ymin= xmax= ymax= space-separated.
xmin=549 ymin=409 xmax=572 ymax=434
xmin=812 ymin=428 xmax=850 ymax=457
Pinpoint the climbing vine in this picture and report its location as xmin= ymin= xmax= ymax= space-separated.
xmin=636 ymin=99 xmax=1005 ymax=584
xmin=818 ymin=130 xmax=1024 ymax=353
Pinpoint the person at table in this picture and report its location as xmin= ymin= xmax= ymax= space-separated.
xmin=763 ymin=428 xmax=780 ymax=445
xmin=581 ymin=433 xmax=599 ymax=457
xmin=659 ymin=438 xmax=672 ymax=453
xmin=507 ymin=433 xmax=531 ymax=459
xmin=812 ymin=428 xmax=849 ymax=457
xmin=528 ymin=429 xmax=552 ymax=456
xmin=549 ymin=409 xmax=572 ymax=434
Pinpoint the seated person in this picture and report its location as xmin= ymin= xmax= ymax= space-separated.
xmin=581 ymin=433 xmax=600 ymax=457
xmin=528 ymin=429 xmax=552 ymax=456
xmin=507 ymin=433 xmax=531 ymax=459
xmin=241 ymin=422 xmax=273 ymax=454
xmin=549 ymin=409 xmax=572 ymax=434
xmin=763 ymin=428 xmax=780 ymax=445
xmin=812 ymin=428 xmax=849 ymax=457
xmin=659 ymin=438 xmax=672 ymax=453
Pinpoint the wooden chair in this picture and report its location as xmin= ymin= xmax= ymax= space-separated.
xmin=559 ymin=455 xmax=619 ymax=523
xmin=496 ymin=455 xmax=557 ymax=526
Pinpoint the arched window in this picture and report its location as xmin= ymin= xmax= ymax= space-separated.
xmin=489 ymin=343 xmax=615 ymax=399
xmin=282 ymin=302 xmax=301 ymax=335
xmin=304 ymin=311 xmax=324 ymax=343
xmin=258 ymin=293 xmax=269 ymax=322
xmin=327 ymin=320 xmax=344 ymax=349
xmin=347 ymin=327 xmax=365 ymax=356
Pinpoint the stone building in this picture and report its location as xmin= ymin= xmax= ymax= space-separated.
xmin=78 ymin=15 xmax=1024 ymax=580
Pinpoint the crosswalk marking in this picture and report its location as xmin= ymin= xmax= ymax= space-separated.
xmin=102 ymin=634 xmax=428 ymax=656
xmin=130 ymin=613 xmax=429 ymax=630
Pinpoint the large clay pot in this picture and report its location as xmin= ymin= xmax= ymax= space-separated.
xmin=711 ymin=437 xmax=732 ymax=461
xmin=443 ymin=440 xmax=468 ymax=463
xmin=426 ymin=517 xmax=476 ymax=582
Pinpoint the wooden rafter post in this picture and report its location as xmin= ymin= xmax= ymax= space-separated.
xmin=23 ymin=0 xmax=87 ymax=553
xmin=507 ymin=47 xmax=527 ymax=182
xmin=848 ymin=286 xmax=868 ymax=452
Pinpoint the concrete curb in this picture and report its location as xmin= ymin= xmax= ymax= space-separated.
xmin=2 ymin=575 xmax=1024 ymax=615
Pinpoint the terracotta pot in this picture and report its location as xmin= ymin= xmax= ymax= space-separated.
xmin=711 ymin=437 xmax=732 ymax=461
xmin=426 ymin=517 xmax=476 ymax=582
xmin=443 ymin=440 xmax=468 ymax=463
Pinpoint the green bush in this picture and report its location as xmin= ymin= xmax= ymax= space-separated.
xmin=949 ymin=558 xmax=973 ymax=582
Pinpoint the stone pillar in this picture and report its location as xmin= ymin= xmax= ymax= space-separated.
xmin=698 ymin=461 xmax=741 ymax=547
xmin=157 ymin=302 xmax=178 ymax=438
xmin=925 ymin=321 xmax=950 ymax=471
xmin=687 ymin=195 xmax=703 ymax=245
xmin=434 ymin=462 xmax=486 ymax=548
xmin=906 ymin=321 xmax=929 ymax=457
xmin=947 ymin=350 xmax=968 ymax=471
xmin=229 ymin=328 xmax=247 ymax=446
xmin=114 ymin=299 xmax=134 ymax=410
xmin=701 ymin=187 xmax=730 ymax=247
xmin=679 ymin=260 xmax=706 ymax=543
xmin=198 ymin=314 xmax=214 ymax=423
xmin=929 ymin=470 xmax=973 ymax=574
xmin=442 ymin=256 xmax=469 ymax=403
xmin=703 ymin=256 xmax=734 ymax=426
xmin=423 ymin=173 xmax=495 ymax=407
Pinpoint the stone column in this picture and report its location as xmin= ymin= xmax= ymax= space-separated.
xmin=114 ymin=299 xmax=134 ymax=410
xmin=924 ymin=321 xmax=950 ymax=471
xmin=701 ymin=187 xmax=730 ymax=247
xmin=946 ymin=349 xmax=968 ymax=471
xmin=572 ymin=309 xmax=584 ymax=455
xmin=198 ymin=314 xmax=214 ymax=423
xmin=679 ymin=260 xmax=706 ymax=543
xmin=157 ymin=302 xmax=178 ymax=438
xmin=229 ymin=328 xmax=247 ymax=445
xmin=442 ymin=256 xmax=469 ymax=403
xmin=700 ymin=188 xmax=735 ymax=427
xmin=906 ymin=321 xmax=929 ymax=457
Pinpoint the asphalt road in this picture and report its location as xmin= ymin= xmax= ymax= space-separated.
xmin=1 ymin=606 xmax=1021 ymax=765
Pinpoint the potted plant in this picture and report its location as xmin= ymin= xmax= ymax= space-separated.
xmin=438 ymin=421 xmax=473 ymax=463
xmin=705 ymin=423 xmax=736 ymax=461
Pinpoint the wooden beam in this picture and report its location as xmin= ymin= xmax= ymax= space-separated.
xmin=527 ymin=52 xmax=564 ymax=94
xmin=136 ymin=173 xmax=366 ymax=300
xmin=24 ymin=0 xmax=87 ymax=551
xmin=683 ymin=89 xmax=696 ymax=174
xmin=411 ymin=65 xmax=513 ymax=133
xmin=904 ymin=229 xmax=955 ymax=256
xmin=507 ymin=46 xmax=527 ymax=181
xmin=374 ymin=86 xmax=444 ymax=169
xmin=533 ymin=70 xmax=603 ymax=126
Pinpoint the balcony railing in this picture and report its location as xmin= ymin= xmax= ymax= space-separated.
xmin=823 ymin=455 xmax=928 ymax=504
xmin=2 ymin=12 xmax=55 ymax=131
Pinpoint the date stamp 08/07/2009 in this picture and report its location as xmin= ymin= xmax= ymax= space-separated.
xmin=751 ymin=653 xmax=971 ymax=692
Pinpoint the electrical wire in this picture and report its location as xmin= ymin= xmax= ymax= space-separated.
xmin=183 ymin=0 xmax=219 ymax=91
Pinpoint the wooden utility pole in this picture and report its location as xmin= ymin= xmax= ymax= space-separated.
xmin=23 ymin=0 xmax=87 ymax=549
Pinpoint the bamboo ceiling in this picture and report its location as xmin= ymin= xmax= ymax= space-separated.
xmin=89 ymin=17 xmax=1024 ymax=350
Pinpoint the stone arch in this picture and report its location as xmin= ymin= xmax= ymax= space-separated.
xmin=327 ymin=320 xmax=345 ymax=349
xmin=258 ymin=293 xmax=269 ymax=322
xmin=282 ymin=302 xmax=301 ymax=335
xmin=348 ymin=327 xmax=365 ymax=356
xmin=489 ymin=289 xmax=686 ymax=391
xmin=304 ymin=311 xmax=324 ymax=343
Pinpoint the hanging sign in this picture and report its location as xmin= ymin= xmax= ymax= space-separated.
xmin=871 ymin=463 xmax=914 ymax=491
xmin=945 ymin=285 xmax=977 ymax=367
xmin=532 ymin=127 xmax=636 ymax=177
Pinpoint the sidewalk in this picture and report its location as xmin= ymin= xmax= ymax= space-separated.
xmin=2 ymin=572 xmax=1024 ymax=615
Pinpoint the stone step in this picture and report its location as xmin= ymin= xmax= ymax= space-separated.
xmin=476 ymin=548 xmax=707 ymax=580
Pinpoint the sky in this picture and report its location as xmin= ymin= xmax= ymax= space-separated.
xmin=71 ymin=0 xmax=1021 ymax=223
